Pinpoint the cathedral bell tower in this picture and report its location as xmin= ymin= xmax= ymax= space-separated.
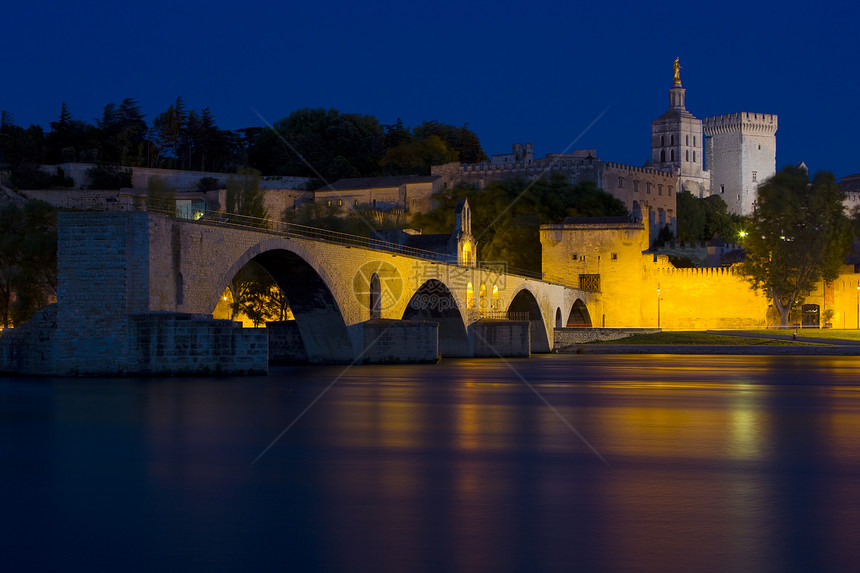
xmin=651 ymin=58 xmax=710 ymax=197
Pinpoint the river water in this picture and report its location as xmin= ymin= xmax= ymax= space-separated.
xmin=2 ymin=354 xmax=860 ymax=572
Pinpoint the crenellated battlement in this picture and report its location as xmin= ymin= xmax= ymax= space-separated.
xmin=649 ymin=262 xmax=743 ymax=278
xmin=604 ymin=162 xmax=675 ymax=179
xmin=703 ymin=112 xmax=778 ymax=136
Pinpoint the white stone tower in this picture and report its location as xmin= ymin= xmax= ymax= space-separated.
xmin=651 ymin=58 xmax=710 ymax=197
xmin=703 ymin=112 xmax=777 ymax=216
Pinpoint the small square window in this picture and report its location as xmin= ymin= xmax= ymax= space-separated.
xmin=571 ymin=253 xmax=579 ymax=260
xmin=611 ymin=253 xmax=618 ymax=261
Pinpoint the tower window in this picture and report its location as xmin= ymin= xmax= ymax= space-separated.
xmin=686 ymin=150 xmax=689 ymax=162
xmin=693 ymin=151 xmax=696 ymax=162
xmin=671 ymin=149 xmax=674 ymax=161
xmin=618 ymin=176 xmax=624 ymax=188
xmin=752 ymin=171 xmax=758 ymax=182
xmin=720 ymin=185 xmax=725 ymax=194
xmin=693 ymin=136 xmax=697 ymax=146
xmin=647 ymin=183 xmax=652 ymax=194
xmin=611 ymin=253 xmax=618 ymax=261
xmin=661 ymin=135 xmax=664 ymax=146
xmin=661 ymin=150 xmax=665 ymax=162
xmin=671 ymin=135 xmax=674 ymax=146
xmin=658 ymin=185 xmax=663 ymax=195
xmin=686 ymin=134 xmax=689 ymax=146
xmin=634 ymin=180 xmax=640 ymax=192
xmin=668 ymin=186 xmax=673 ymax=196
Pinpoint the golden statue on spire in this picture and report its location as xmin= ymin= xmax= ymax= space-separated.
xmin=673 ymin=57 xmax=682 ymax=86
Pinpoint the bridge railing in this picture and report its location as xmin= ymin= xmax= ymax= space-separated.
xmin=139 ymin=204 xmax=546 ymax=279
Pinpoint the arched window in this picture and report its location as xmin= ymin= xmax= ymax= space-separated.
xmin=492 ymin=285 xmax=499 ymax=309
xmin=479 ymin=284 xmax=487 ymax=315
xmin=686 ymin=134 xmax=689 ymax=146
xmin=661 ymin=135 xmax=664 ymax=147
xmin=670 ymin=149 xmax=674 ymax=161
xmin=466 ymin=282 xmax=474 ymax=309
xmin=661 ymin=150 xmax=665 ymax=162
xmin=693 ymin=151 xmax=696 ymax=162
xmin=670 ymin=134 xmax=674 ymax=146
xmin=461 ymin=242 xmax=473 ymax=265
xmin=686 ymin=150 xmax=689 ymax=162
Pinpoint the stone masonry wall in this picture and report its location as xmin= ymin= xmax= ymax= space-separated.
xmin=360 ymin=319 xmax=438 ymax=363
xmin=554 ymin=327 xmax=660 ymax=347
xmin=0 ymin=305 xmax=58 ymax=374
xmin=130 ymin=313 xmax=267 ymax=375
xmin=267 ymin=321 xmax=308 ymax=363
xmin=472 ymin=320 xmax=530 ymax=358
xmin=54 ymin=211 xmax=150 ymax=374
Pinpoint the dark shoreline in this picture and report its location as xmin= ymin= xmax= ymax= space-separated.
xmin=556 ymin=344 xmax=860 ymax=355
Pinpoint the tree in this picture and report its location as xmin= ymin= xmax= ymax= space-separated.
xmin=413 ymin=121 xmax=487 ymax=163
xmin=0 ymin=200 xmax=58 ymax=327
xmin=85 ymin=164 xmax=132 ymax=189
xmin=228 ymin=261 xmax=285 ymax=326
xmin=226 ymin=167 xmax=268 ymax=222
xmin=98 ymin=98 xmax=148 ymax=166
xmin=676 ymin=190 xmax=743 ymax=243
xmin=147 ymin=176 xmax=176 ymax=213
xmin=411 ymin=174 xmax=627 ymax=272
xmin=251 ymin=108 xmax=385 ymax=180
xmin=740 ymin=166 xmax=853 ymax=326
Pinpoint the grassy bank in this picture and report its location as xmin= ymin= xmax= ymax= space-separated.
xmin=739 ymin=329 xmax=860 ymax=341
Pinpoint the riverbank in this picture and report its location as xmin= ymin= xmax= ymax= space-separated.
xmin=560 ymin=344 xmax=860 ymax=355
xmin=556 ymin=329 xmax=860 ymax=355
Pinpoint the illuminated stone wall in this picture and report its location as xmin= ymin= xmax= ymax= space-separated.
xmin=542 ymin=217 xmax=860 ymax=330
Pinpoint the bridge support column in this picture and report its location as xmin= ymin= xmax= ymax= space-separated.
xmin=349 ymin=320 xmax=439 ymax=364
xmin=470 ymin=319 xmax=531 ymax=358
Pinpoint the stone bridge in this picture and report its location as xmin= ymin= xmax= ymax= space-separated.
xmin=2 ymin=211 xmax=596 ymax=375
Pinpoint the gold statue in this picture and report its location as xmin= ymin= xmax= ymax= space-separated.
xmin=673 ymin=57 xmax=682 ymax=86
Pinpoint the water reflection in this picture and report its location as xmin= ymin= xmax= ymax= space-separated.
xmin=3 ymin=355 xmax=860 ymax=571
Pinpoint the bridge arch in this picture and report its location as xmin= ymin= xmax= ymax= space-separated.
xmin=507 ymin=287 xmax=550 ymax=353
xmin=567 ymin=299 xmax=592 ymax=327
xmin=402 ymin=279 xmax=469 ymax=357
xmin=214 ymin=239 xmax=354 ymax=363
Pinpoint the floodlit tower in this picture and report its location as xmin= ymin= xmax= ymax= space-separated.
xmin=651 ymin=58 xmax=710 ymax=197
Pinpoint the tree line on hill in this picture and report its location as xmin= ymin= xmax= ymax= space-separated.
xmin=0 ymin=100 xmax=486 ymax=190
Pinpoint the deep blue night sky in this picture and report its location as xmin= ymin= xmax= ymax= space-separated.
xmin=4 ymin=0 xmax=859 ymax=178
